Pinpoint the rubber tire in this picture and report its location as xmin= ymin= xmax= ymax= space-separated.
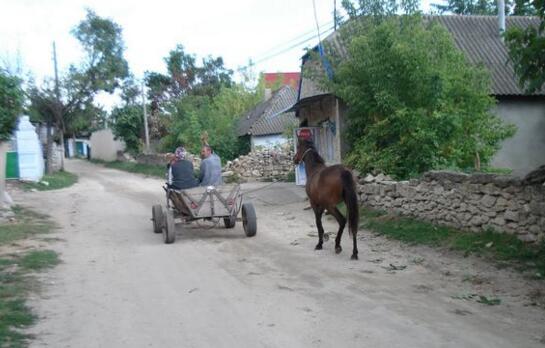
xmin=242 ymin=203 xmax=257 ymax=237
xmin=224 ymin=215 xmax=236 ymax=229
xmin=163 ymin=210 xmax=176 ymax=244
xmin=152 ymin=205 xmax=163 ymax=233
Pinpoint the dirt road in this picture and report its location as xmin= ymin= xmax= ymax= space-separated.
xmin=15 ymin=160 xmax=544 ymax=347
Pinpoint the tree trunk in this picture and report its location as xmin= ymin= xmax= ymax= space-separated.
xmin=59 ymin=131 xmax=65 ymax=171
xmin=46 ymin=120 xmax=53 ymax=174
xmin=474 ymin=151 xmax=481 ymax=172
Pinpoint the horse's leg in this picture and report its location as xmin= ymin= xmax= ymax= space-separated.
xmin=329 ymin=207 xmax=346 ymax=254
xmin=313 ymin=207 xmax=325 ymax=250
xmin=351 ymin=229 xmax=358 ymax=260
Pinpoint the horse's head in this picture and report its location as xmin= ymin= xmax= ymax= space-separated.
xmin=293 ymin=138 xmax=313 ymax=164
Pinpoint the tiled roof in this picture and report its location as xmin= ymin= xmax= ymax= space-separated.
xmin=299 ymin=15 xmax=544 ymax=100
xmin=264 ymin=72 xmax=301 ymax=89
xmin=237 ymin=85 xmax=297 ymax=137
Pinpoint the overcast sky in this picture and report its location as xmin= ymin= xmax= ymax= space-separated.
xmin=1 ymin=0 xmax=435 ymax=80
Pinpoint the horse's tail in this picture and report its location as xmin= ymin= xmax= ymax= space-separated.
xmin=341 ymin=170 xmax=359 ymax=237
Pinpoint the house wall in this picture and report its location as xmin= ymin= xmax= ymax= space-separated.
xmin=492 ymin=98 xmax=545 ymax=176
xmin=298 ymin=95 xmax=344 ymax=164
xmin=89 ymin=129 xmax=125 ymax=162
xmin=251 ymin=134 xmax=288 ymax=150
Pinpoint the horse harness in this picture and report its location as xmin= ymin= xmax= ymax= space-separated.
xmin=299 ymin=148 xmax=313 ymax=163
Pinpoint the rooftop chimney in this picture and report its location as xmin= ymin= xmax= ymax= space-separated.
xmin=264 ymin=88 xmax=272 ymax=101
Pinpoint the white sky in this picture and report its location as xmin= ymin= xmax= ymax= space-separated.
xmin=1 ymin=0 xmax=432 ymax=106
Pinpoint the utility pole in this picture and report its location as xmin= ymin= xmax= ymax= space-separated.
xmin=141 ymin=80 xmax=150 ymax=154
xmin=52 ymin=41 xmax=65 ymax=170
xmin=334 ymin=0 xmax=337 ymax=31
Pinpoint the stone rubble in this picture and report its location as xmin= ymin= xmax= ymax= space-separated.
xmin=222 ymin=148 xmax=294 ymax=181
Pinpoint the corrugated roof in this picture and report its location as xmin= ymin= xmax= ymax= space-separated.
xmin=299 ymin=15 xmax=544 ymax=100
xmin=431 ymin=15 xmax=543 ymax=96
xmin=237 ymin=85 xmax=297 ymax=137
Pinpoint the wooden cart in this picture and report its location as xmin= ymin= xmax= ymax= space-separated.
xmin=151 ymin=184 xmax=257 ymax=244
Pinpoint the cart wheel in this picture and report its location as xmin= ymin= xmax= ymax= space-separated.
xmin=163 ymin=210 xmax=176 ymax=244
xmin=223 ymin=215 xmax=236 ymax=229
xmin=242 ymin=203 xmax=257 ymax=237
xmin=152 ymin=205 xmax=163 ymax=233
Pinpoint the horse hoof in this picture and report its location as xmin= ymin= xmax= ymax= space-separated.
xmin=351 ymin=254 xmax=358 ymax=260
xmin=315 ymin=244 xmax=323 ymax=250
xmin=335 ymin=246 xmax=342 ymax=254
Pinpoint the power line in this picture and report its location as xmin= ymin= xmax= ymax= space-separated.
xmin=242 ymin=24 xmax=335 ymax=70
xmin=252 ymin=19 xmax=335 ymax=60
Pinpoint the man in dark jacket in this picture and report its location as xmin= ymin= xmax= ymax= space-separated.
xmin=168 ymin=146 xmax=198 ymax=190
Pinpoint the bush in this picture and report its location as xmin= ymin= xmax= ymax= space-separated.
xmin=320 ymin=15 xmax=516 ymax=179
xmin=0 ymin=71 xmax=23 ymax=141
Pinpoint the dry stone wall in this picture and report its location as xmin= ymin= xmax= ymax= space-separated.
xmin=223 ymin=149 xmax=294 ymax=181
xmin=357 ymin=170 xmax=545 ymax=243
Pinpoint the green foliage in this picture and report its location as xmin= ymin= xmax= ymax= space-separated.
xmin=28 ymin=9 xmax=129 ymax=141
xmin=321 ymin=15 xmax=515 ymax=179
xmin=110 ymin=105 xmax=143 ymax=153
xmin=160 ymin=84 xmax=261 ymax=161
xmin=505 ymin=0 xmax=545 ymax=93
xmin=432 ymin=0 xmax=536 ymax=15
xmin=341 ymin=0 xmax=420 ymax=17
xmin=144 ymin=45 xmax=233 ymax=115
xmin=21 ymin=170 xmax=78 ymax=191
xmin=0 ymin=70 xmax=23 ymax=141
xmin=71 ymin=9 xmax=129 ymax=93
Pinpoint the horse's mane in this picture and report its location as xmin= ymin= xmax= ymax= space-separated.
xmin=302 ymin=140 xmax=325 ymax=165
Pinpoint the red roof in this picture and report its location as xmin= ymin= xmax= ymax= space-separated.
xmin=264 ymin=72 xmax=300 ymax=89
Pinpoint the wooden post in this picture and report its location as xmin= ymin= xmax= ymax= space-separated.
xmin=142 ymin=80 xmax=150 ymax=154
xmin=53 ymin=42 xmax=65 ymax=170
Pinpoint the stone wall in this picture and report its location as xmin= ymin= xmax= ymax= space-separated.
xmin=223 ymin=149 xmax=294 ymax=181
xmin=357 ymin=170 xmax=545 ymax=243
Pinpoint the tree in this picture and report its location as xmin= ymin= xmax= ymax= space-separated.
xmin=110 ymin=105 xmax=143 ymax=154
xmin=0 ymin=70 xmax=23 ymax=207
xmin=316 ymin=9 xmax=516 ymax=178
xmin=160 ymin=84 xmax=261 ymax=161
xmin=505 ymin=0 xmax=545 ymax=93
xmin=0 ymin=70 xmax=23 ymax=141
xmin=29 ymin=9 xmax=129 ymax=170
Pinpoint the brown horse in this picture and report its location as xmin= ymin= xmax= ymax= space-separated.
xmin=293 ymin=139 xmax=360 ymax=260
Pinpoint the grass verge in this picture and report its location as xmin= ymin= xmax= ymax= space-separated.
xmin=0 ymin=207 xmax=59 ymax=347
xmin=91 ymin=159 xmax=165 ymax=178
xmin=359 ymin=207 xmax=545 ymax=278
xmin=21 ymin=171 xmax=78 ymax=191
xmin=0 ymin=207 xmax=55 ymax=245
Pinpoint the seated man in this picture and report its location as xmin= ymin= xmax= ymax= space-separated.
xmin=167 ymin=146 xmax=198 ymax=190
xmin=198 ymin=144 xmax=223 ymax=186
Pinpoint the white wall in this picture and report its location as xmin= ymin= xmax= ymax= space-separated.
xmin=90 ymin=129 xmax=126 ymax=162
xmin=251 ymin=134 xmax=289 ymax=150
xmin=492 ymin=98 xmax=545 ymax=176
